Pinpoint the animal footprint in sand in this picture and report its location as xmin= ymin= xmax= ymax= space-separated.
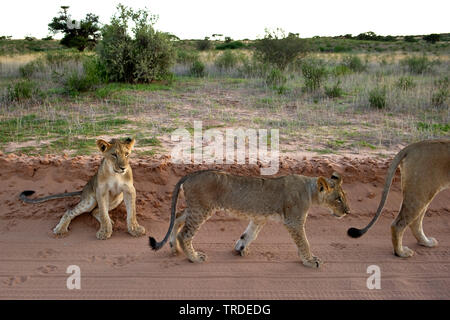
xmin=37 ymin=265 xmax=58 ymax=274
xmin=3 ymin=275 xmax=29 ymax=287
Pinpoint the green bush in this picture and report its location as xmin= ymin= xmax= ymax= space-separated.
xmin=19 ymin=59 xmax=45 ymax=78
xmin=254 ymin=30 xmax=308 ymax=70
xmin=216 ymin=41 xmax=245 ymax=50
xmin=401 ymin=56 xmax=432 ymax=74
xmin=190 ymin=60 xmax=206 ymax=77
xmin=6 ymin=79 xmax=40 ymax=101
xmin=332 ymin=65 xmax=352 ymax=77
xmin=431 ymin=76 xmax=449 ymax=107
xmin=302 ymin=60 xmax=328 ymax=91
xmin=368 ymin=87 xmax=387 ymax=109
xmin=97 ymin=4 xmax=175 ymax=83
xmin=325 ymin=80 xmax=344 ymax=98
xmin=404 ymin=35 xmax=417 ymax=43
xmin=396 ymin=76 xmax=416 ymax=90
xmin=214 ymin=50 xmax=237 ymax=71
xmin=265 ymin=68 xmax=287 ymax=87
xmin=176 ymin=49 xmax=199 ymax=64
xmin=342 ymin=55 xmax=366 ymax=72
xmin=196 ymin=37 xmax=212 ymax=51
xmin=62 ymin=57 xmax=102 ymax=95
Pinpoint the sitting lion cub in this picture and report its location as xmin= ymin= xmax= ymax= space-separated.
xmin=20 ymin=138 xmax=146 ymax=240
xmin=150 ymin=170 xmax=350 ymax=268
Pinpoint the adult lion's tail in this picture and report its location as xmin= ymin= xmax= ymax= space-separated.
xmin=19 ymin=190 xmax=82 ymax=204
xmin=149 ymin=169 xmax=219 ymax=251
xmin=347 ymin=146 xmax=410 ymax=238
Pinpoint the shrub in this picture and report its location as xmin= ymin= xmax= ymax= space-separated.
xmin=254 ymin=29 xmax=308 ymax=71
xmin=190 ymin=60 xmax=206 ymax=77
xmin=325 ymin=80 xmax=344 ymax=98
xmin=396 ymin=76 xmax=416 ymax=91
xmin=423 ymin=34 xmax=440 ymax=43
xmin=332 ymin=65 xmax=352 ymax=77
xmin=196 ymin=37 xmax=212 ymax=51
xmin=368 ymin=87 xmax=387 ymax=109
xmin=265 ymin=68 xmax=287 ymax=87
xmin=62 ymin=56 xmax=102 ymax=95
xmin=6 ymin=79 xmax=40 ymax=101
xmin=215 ymin=41 xmax=245 ymax=50
xmin=404 ymin=35 xmax=417 ymax=43
xmin=401 ymin=56 xmax=432 ymax=74
xmin=97 ymin=4 xmax=175 ymax=83
xmin=342 ymin=55 xmax=366 ymax=72
xmin=431 ymin=76 xmax=449 ymax=107
xmin=302 ymin=60 xmax=328 ymax=91
xmin=176 ymin=49 xmax=199 ymax=64
xmin=19 ymin=59 xmax=45 ymax=78
xmin=214 ymin=50 xmax=237 ymax=71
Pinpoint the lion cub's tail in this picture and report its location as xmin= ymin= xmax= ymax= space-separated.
xmin=19 ymin=190 xmax=82 ymax=204
xmin=347 ymin=146 xmax=410 ymax=238
xmin=149 ymin=169 xmax=219 ymax=251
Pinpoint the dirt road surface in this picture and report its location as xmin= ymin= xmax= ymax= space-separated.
xmin=1 ymin=154 xmax=449 ymax=299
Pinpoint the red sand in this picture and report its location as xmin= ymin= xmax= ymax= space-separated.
xmin=0 ymin=153 xmax=449 ymax=299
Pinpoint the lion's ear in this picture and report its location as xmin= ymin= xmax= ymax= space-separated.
xmin=96 ymin=139 xmax=111 ymax=153
xmin=317 ymin=177 xmax=330 ymax=193
xmin=330 ymin=172 xmax=342 ymax=185
xmin=125 ymin=137 xmax=135 ymax=150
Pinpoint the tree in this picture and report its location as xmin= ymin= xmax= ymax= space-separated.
xmin=48 ymin=6 xmax=101 ymax=51
xmin=96 ymin=4 xmax=175 ymax=83
xmin=423 ymin=34 xmax=440 ymax=44
xmin=254 ymin=29 xmax=308 ymax=71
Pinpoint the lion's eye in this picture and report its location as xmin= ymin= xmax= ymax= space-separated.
xmin=125 ymin=153 xmax=129 ymax=157
xmin=112 ymin=153 xmax=117 ymax=158
xmin=336 ymin=198 xmax=342 ymax=203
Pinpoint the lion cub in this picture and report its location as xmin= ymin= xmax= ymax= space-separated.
xmin=150 ymin=170 xmax=350 ymax=268
xmin=20 ymin=138 xmax=146 ymax=240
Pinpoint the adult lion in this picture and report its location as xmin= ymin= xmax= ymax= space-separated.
xmin=20 ymin=138 xmax=146 ymax=240
xmin=150 ymin=170 xmax=350 ymax=268
xmin=348 ymin=139 xmax=450 ymax=257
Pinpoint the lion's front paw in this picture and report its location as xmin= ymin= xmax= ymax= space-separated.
xmin=53 ymin=225 xmax=68 ymax=235
xmin=96 ymin=228 xmax=112 ymax=240
xmin=128 ymin=224 xmax=146 ymax=237
xmin=303 ymin=256 xmax=323 ymax=268
xmin=189 ymin=251 xmax=207 ymax=263
xmin=394 ymin=246 xmax=414 ymax=258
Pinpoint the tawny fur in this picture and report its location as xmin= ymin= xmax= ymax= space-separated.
xmin=348 ymin=139 xmax=450 ymax=258
xmin=150 ymin=170 xmax=350 ymax=268
xmin=21 ymin=138 xmax=146 ymax=240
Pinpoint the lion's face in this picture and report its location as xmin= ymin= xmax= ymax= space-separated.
xmin=96 ymin=138 xmax=135 ymax=174
xmin=317 ymin=172 xmax=350 ymax=219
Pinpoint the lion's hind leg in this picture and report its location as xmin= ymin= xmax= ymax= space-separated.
xmin=169 ymin=209 xmax=188 ymax=255
xmin=177 ymin=208 xmax=211 ymax=263
xmin=234 ymin=220 xmax=265 ymax=256
xmin=53 ymin=195 xmax=96 ymax=235
xmin=410 ymin=204 xmax=438 ymax=248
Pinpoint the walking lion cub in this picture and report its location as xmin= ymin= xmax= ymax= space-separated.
xmin=20 ymin=138 xmax=146 ymax=240
xmin=150 ymin=170 xmax=350 ymax=268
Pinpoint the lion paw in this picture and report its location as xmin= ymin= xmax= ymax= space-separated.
xmin=303 ymin=256 xmax=323 ymax=268
xmin=53 ymin=226 xmax=68 ymax=235
xmin=128 ymin=224 xmax=146 ymax=237
xmin=96 ymin=229 xmax=112 ymax=240
xmin=419 ymin=237 xmax=438 ymax=248
xmin=189 ymin=251 xmax=207 ymax=263
xmin=395 ymin=246 xmax=414 ymax=258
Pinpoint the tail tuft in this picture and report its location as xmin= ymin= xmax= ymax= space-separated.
xmin=347 ymin=227 xmax=365 ymax=238
xmin=149 ymin=237 xmax=161 ymax=251
xmin=21 ymin=190 xmax=35 ymax=197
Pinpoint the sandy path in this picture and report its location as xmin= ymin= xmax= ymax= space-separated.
xmin=0 ymin=154 xmax=449 ymax=299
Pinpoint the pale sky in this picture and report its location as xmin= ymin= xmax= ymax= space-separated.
xmin=1 ymin=0 xmax=449 ymax=40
